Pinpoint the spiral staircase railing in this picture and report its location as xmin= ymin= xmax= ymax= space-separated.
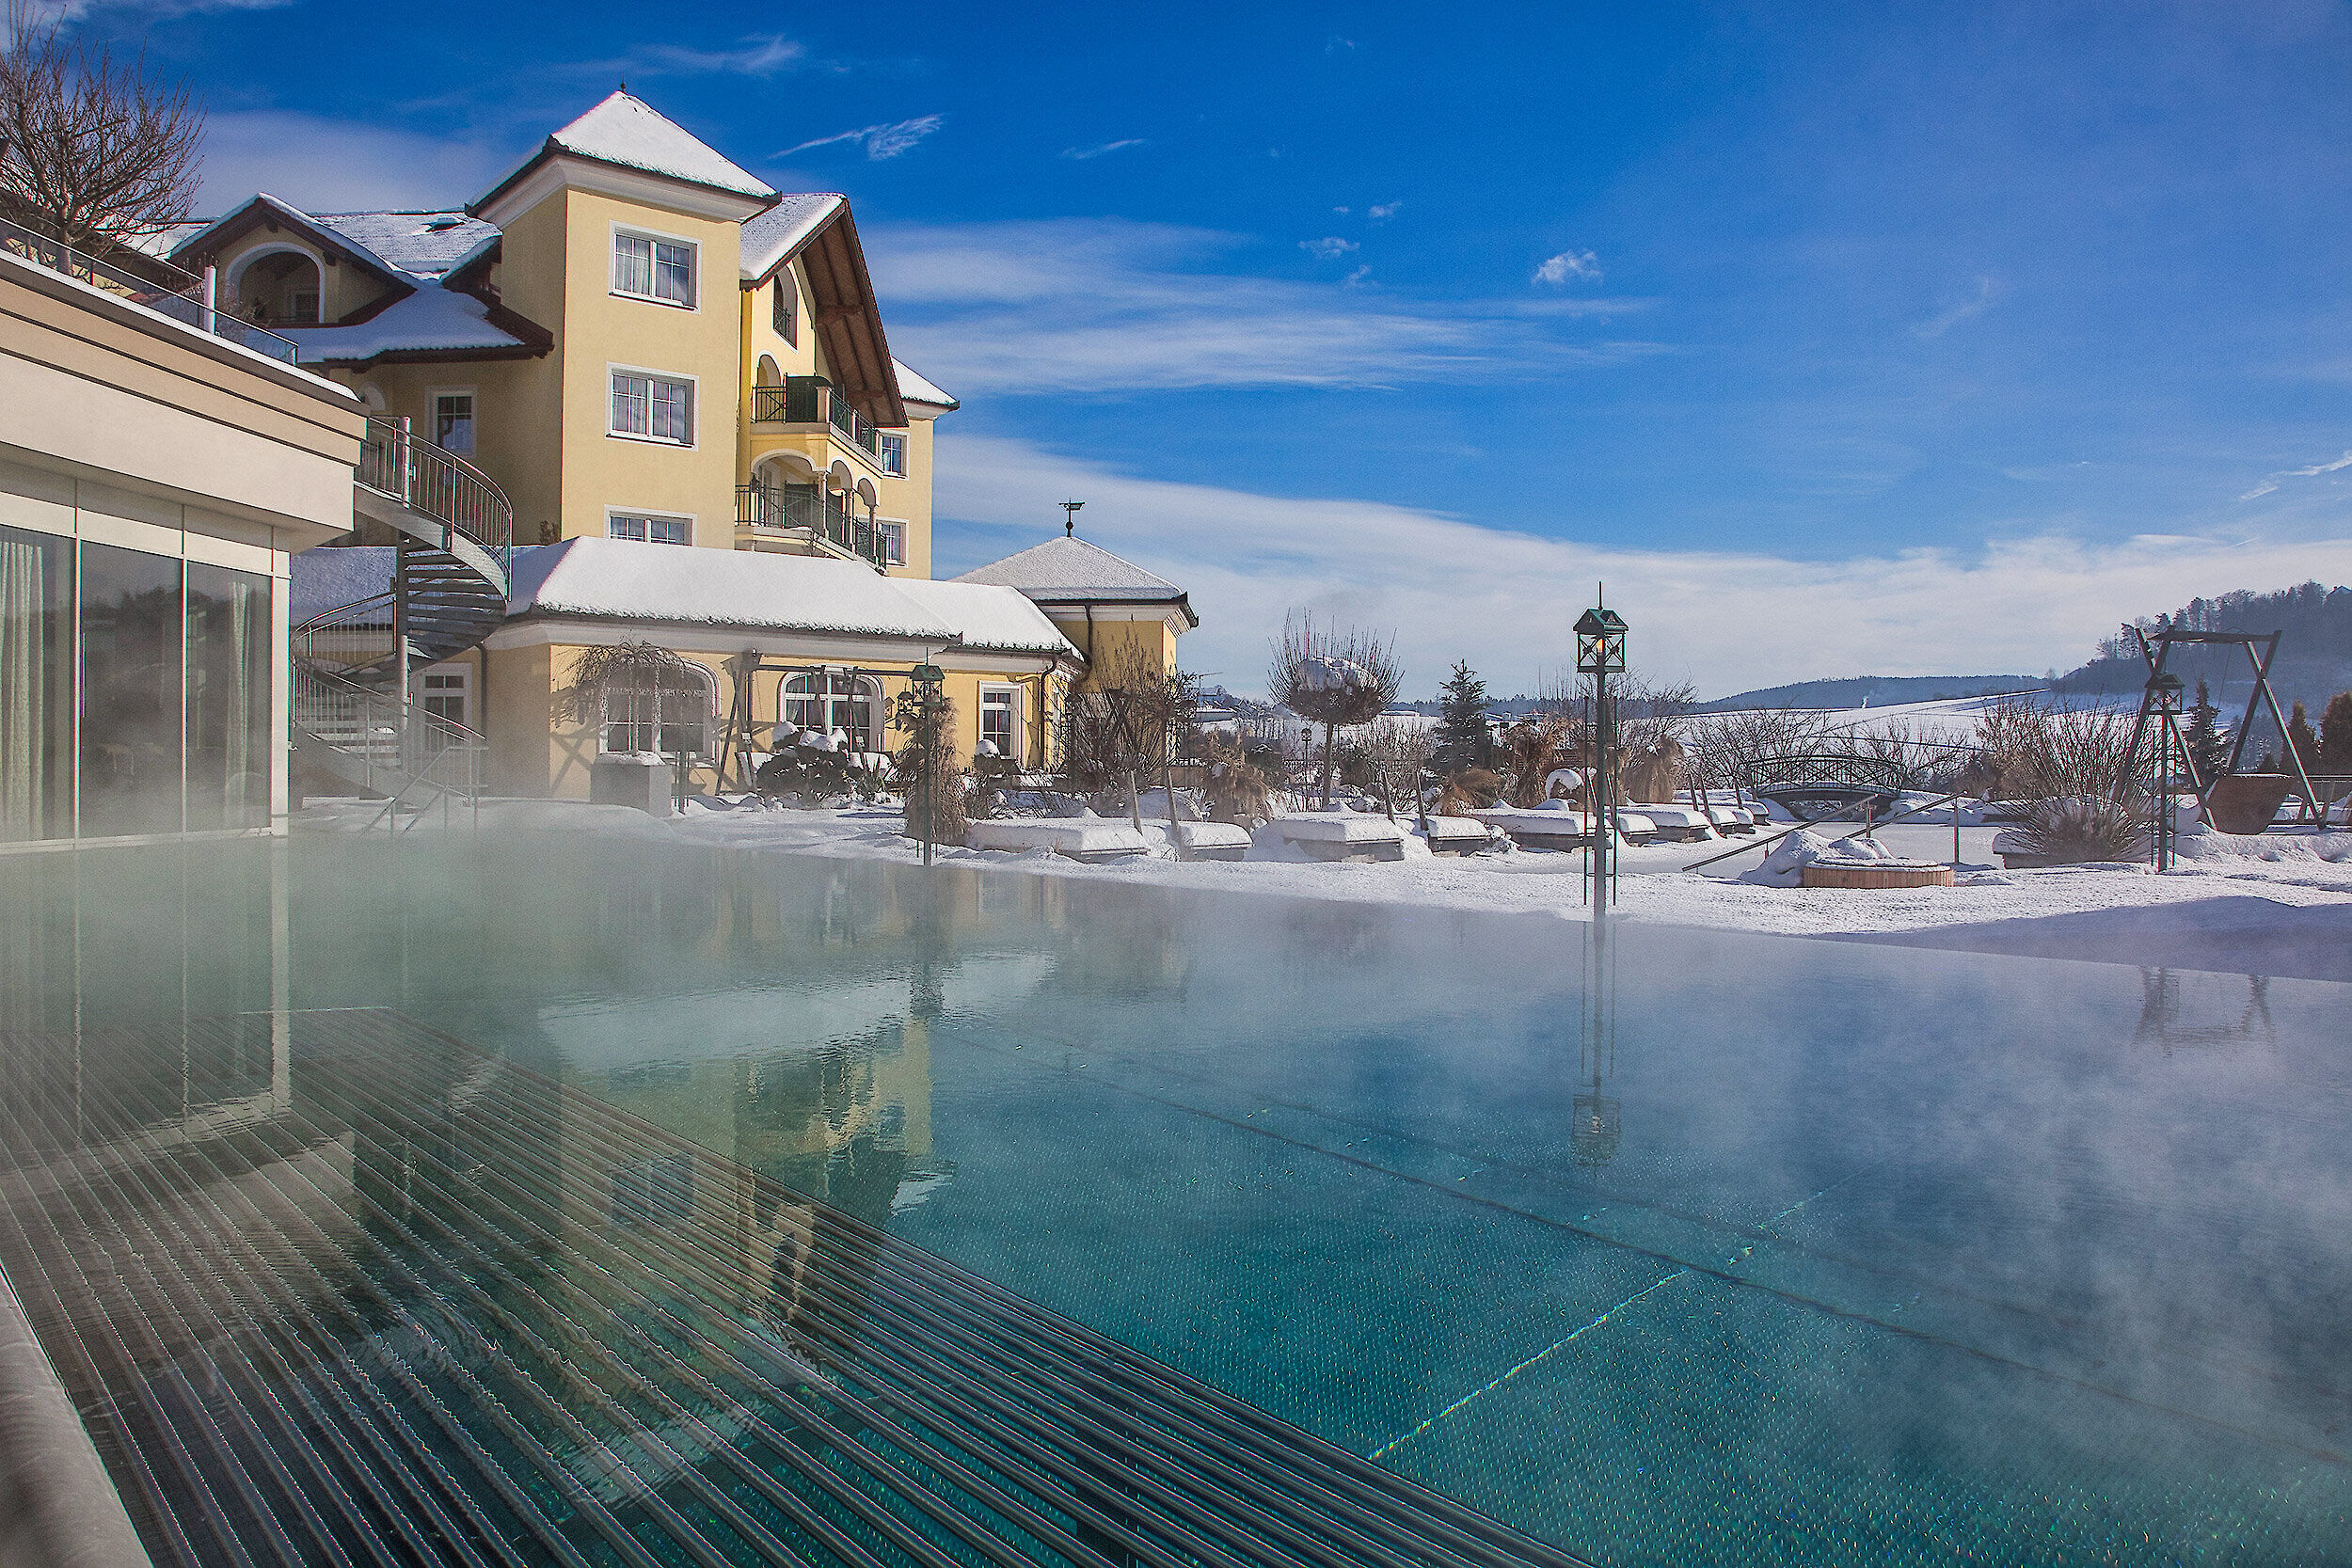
xmin=294 ymin=418 xmax=513 ymax=830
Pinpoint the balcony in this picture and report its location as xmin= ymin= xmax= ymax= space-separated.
xmin=736 ymin=482 xmax=888 ymax=568
xmin=0 ymin=216 xmax=300 ymax=364
xmin=749 ymin=375 xmax=885 ymax=470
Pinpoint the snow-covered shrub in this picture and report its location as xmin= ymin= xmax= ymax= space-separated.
xmin=1972 ymin=697 xmax=2149 ymax=863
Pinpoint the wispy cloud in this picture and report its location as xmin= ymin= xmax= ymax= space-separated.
xmin=1368 ymin=200 xmax=1402 ymax=221
xmin=26 ymin=0 xmax=284 ymax=20
xmin=868 ymin=219 xmax=1659 ymax=394
xmin=1534 ymin=248 xmax=1602 ymax=285
xmin=1342 ymin=263 xmax=1372 ymax=288
xmin=593 ymin=34 xmax=805 ymax=76
xmin=780 ymin=114 xmax=943 ymax=161
xmin=1299 ymin=236 xmax=1359 ymax=261
xmin=1913 ymin=275 xmax=2004 ymax=339
xmin=2239 ymin=449 xmax=2352 ymax=501
xmin=196 ymin=112 xmax=511 ymax=212
xmin=937 ymin=434 xmax=2352 ymax=697
xmin=1061 ymin=138 xmax=1145 ymax=161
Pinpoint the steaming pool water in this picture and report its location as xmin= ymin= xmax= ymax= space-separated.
xmin=2 ymin=834 xmax=2349 ymax=1567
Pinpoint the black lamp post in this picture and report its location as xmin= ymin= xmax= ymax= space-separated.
xmin=2148 ymin=671 xmax=2185 ymax=872
xmin=1574 ymin=597 xmax=1629 ymax=911
xmin=911 ymin=662 xmax=945 ymax=866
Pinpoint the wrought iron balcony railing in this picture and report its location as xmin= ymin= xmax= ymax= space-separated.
xmin=749 ymin=375 xmax=882 ymax=460
xmin=357 ymin=417 xmax=514 ymax=575
xmin=737 ymin=483 xmax=888 ymax=567
xmin=0 ymin=215 xmax=300 ymax=364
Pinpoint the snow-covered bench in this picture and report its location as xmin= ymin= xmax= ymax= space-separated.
xmin=1274 ymin=812 xmax=1409 ymax=862
xmin=965 ymin=819 xmax=1151 ymax=862
xmin=1173 ymin=821 xmax=1253 ymax=862
xmin=1468 ymin=803 xmax=1590 ymax=850
xmin=1612 ymin=811 xmax=1660 ymax=846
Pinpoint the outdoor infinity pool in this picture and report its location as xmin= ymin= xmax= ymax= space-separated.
xmin=3 ymin=834 xmax=2349 ymax=1566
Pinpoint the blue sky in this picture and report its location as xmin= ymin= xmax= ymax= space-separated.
xmin=71 ymin=0 xmax=2352 ymax=696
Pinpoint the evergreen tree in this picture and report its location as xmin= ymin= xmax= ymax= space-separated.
xmin=2320 ymin=691 xmax=2352 ymax=768
xmin=2184 ymin=679 xmax=2231 ymax=780
xmin=1434 ymin=660 xmax=1492 ymax=772
xmin=2288 ymin=701 xmax=2319 ymax=772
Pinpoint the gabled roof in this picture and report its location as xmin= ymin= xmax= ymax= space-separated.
xmin=956 ymin=535 xmax=1191 ymax=609
xmin=739 ymin=193 xmax=845 ymax=280
xmin=310 ymin=211 xmax=500 ymax=278
xmin=472 ymin=91 xmax=776 ymax=216
xmin=292 ymin=286 xmax=540 ymax=366
xmin=168 ymin=193 xmax=415 ymax=293
xmin=892 ymin=358 xmax=957 ymax=409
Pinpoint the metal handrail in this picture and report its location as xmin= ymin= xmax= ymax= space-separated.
xmin=293 ymin=662 xmax=485 ymax=831
xmin=0 ymin=214 xmax=300 ymax=363
xmin=751 ymin=376 xmax=884 ymax=458
xmin=356 ymin=417 xmax=514 ymax=574
xmin=737 ymin=483 xmax=889 ymax=567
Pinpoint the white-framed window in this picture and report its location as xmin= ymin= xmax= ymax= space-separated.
xmin=877 ymin=432 xmax=907 ymax=477
xmin=612 ymin=228 xmax=696 ymax=308
xmin=771 ymin=271 xmax=798 ymax=345
xmin=978 ymin=686 xmax=1018 ymax=759
xmin=781 ymin=673 xmax=880 ymax=753
xmin=431 ymin=388 xmax=476 ymax=455
xmin=418 ymin=668 xmax=468 ymax=726
xmin=608 ymin=512 xmax=691 ymax=546
xmin=876 ymin=520 xmax=906 ymax=566
xmin=600 ymin=660 xmax=714 ymax=755
xmin=610 ymin=368 xmax=695 ymax=445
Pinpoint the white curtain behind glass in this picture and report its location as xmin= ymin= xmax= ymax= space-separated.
xmin=0 ymin=538 xmax=44 ymax=839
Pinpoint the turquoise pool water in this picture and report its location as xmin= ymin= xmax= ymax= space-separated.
xmin=4 ymin=835 xmax=2350 ymax=1565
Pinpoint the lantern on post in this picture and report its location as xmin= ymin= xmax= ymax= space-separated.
xmin=2147 ymin=671 xmax=2185 ymax=872
xmin=910 ymin=662 xmax=946 ymax=866
xmin=1573 ymin=595 xmax=1628 ymax=911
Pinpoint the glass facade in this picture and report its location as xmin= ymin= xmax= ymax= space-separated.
xmin=0 ymin=524 xmax=274 ymax=845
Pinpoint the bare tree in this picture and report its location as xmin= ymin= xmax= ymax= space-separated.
xmin=1268 ymin=611 xmax=1401 ymax=806
xmin=1973 ymin=695 xmax=2149 ymax=863
xmin=1685 ymin=705 xmax=1832 ymax=801
xmin=0 ymin=1 xmax=204 ymax=253
xmin=1358 ymin=717 xmax=1436 ymax=823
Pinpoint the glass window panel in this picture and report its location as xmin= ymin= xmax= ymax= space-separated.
xmin=653 ymin=240 xmax=693 ymax=305
xmin=185 ymin=562 xmax=272 ymax=832
xmin=878 ymin=434 xmax=906 ymax=477
xmin=79 ymin=542 xmax=183 ymax=837
xmin=613 ymin=233 xmax=652 ymax=296
xmin=650 ymin=378 xmax=690 ymax=443
xmin=608 ymin=515 xmax=648 ymax=541
xmin=611 ymin=372 xmax=649 ymax=436
xmin=879 ymin=521 xmax=905 ymax=565
xmin=434 ymin=393 xmax=475 ymax=454
xmin=0 ymin=526 xmax=73 ymax=843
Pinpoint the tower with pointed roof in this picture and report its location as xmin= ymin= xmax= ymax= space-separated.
xmin=956 ymin=530 xmax=1197 ymax=686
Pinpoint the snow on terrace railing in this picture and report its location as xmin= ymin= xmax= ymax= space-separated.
xmin=358 ymin=417 xmax=514 ymax=572
xmin=0 ymin=216 xmax=300 ymax=364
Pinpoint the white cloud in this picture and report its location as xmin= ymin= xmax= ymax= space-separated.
xmin=1914 ymin=275 xmax=2005 ymax=339
xmin=779 ymin=114 xmax=943 ymax=161
xmin=26 ymin=0 xmax=282 ymax=20
xmin=1061 ymin=138 xmax=1145 ymax=161
xmin=1299 ymin=236 xmax=1359 ymax=260
xmin=1341 ymin=263 xmax=1372 ymax=287
xmin=597 ymin=34 xmax=805 ymax=76
xmin=1368 ymin=201 xmax=1402 ymax=221
xmin=868 ymin=220 xmax=1656 ymax=394
xmin=2240 ymin=448 xmax=2352 ymax=501
xmin=196 ymin=112 xmax=512 ymax=214
xmin=1534 ymin=248 xmax=1602 ymax=285
xmin=938 ymin=433 xmax=2352 ymax=698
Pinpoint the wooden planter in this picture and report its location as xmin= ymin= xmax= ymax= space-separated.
xmin=1801 ymin=861 xmax=1956 ymax=890
xmin=2203 ymin=774 xmax=2294 ymax=836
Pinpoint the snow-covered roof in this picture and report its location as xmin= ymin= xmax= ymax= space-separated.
xmin=168 ymin=193 xmax=411 ymax=284
xmin=739 ymin=193 xmax=844 ymax=280
xmin=892 ymin=357 xmax=957 ymax=409
xmin=519 ymin=91 xmax=775 ymax=201
xmin=889 ymin=578 xmax=1079 ymax=657
xmin=507 ymin=538 xmax=960 ymax=641
xmin=954 ymin=535 xmax=1187 ymax=602
xmin=289 ymin=285 xmax=528 ymax=363
xmin=310 ymin=211 xmax=501 ymax=278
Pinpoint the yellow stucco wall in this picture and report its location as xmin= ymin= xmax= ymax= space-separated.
xmin=1051 ymin=613 xmax=1184 ymax=689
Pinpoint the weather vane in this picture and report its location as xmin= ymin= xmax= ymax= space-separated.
xmin=1060 ymin=499 xmax=1085 ymax=536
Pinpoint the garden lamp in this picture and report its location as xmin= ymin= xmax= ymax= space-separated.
xmin=1574 ymin=606 xmax=1629 ymax=674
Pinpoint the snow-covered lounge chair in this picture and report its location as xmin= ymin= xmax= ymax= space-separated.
xmin=1275 ymin=811 xmax=1409 ymax=863
xmin=1467 ymin=802 xmax=1590 ymax=850
xmin=1700 ymin=803 xmax=1757 ymax=834
xmin=1421 ymin=815 xmax=1500 ymax=855
xmin=1629 ymin=804 xmax=1715 ymax=842
xmin=1613 ymin=811 xmax=1659 ymax=845
xmin=965 ymin=819 xmax=1151 ymax=862
xmin=1174 ymin=821 xmax=1252 ymax=862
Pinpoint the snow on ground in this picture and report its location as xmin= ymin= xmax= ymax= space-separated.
xmin=299 ymin=794 xmax=2352 ymax=981
xmin=1800 ymin=689 xmax=2138 ymax=744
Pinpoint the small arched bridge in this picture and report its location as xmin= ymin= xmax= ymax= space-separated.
xmin=1743 ymin=753 xmax=1914 ymax=822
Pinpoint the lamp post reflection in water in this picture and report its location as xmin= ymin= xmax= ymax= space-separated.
xmin=1572 ymin=912 xmax=1622 ymax=1169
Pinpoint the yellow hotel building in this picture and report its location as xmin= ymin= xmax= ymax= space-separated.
xmin=165 ymin=91 xmax=1194 ymax=799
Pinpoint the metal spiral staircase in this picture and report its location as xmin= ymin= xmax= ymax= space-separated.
xmin=293 ymin=418 xmax=513 ymax=827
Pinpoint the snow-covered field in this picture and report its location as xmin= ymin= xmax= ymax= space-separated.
xmin=301 ymin=794 xmax=2352 ymax=981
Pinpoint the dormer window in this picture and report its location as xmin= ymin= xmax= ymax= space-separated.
xmin=612 ymin=229 xmax=695 ymax=308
